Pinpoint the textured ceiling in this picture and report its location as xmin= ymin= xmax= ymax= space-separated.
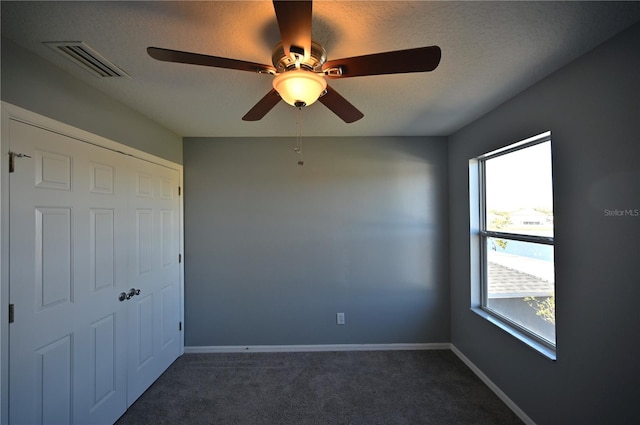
xmin=2 ymin=1 xmax=640 ymax=138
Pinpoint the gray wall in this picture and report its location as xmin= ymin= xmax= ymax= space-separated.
xmin=449 ymin=23 xmax=640 ymax=425
xmin=1 ymin=38 xmax=182 ymax=164
xmin=184 ymin=136 xmax=449 ymax=346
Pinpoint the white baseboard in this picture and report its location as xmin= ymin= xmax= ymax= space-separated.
xmin=450 ymin=344 xmax=536 ymax=425
xmin=184 ymin=342 xmax=451 ymax=354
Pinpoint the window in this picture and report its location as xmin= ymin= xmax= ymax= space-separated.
xmin=470 ymin=131 xmax=555 ymax=356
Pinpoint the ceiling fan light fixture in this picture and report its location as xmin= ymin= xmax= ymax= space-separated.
xmin=273 ymin=69 xmax=327 ymax=107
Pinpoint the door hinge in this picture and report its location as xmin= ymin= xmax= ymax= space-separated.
xmin=179 ymin=321 xmax=182 ymax=331
xmin=9 ymin=304 xmax=14 ymax=323
xmin=8 ymin=151 xmax=32 ymax=173
xmin=178 ymin=254 xmax=182 ymax=263
xmin=178 ymin=186 xmax=181 ymax=196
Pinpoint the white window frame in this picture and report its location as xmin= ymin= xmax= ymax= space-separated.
xmin=470 ymin=131 xmax=556 ymax=360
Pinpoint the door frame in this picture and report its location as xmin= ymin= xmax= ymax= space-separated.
xmin=0 ymin=102 xmax=185 ymax=423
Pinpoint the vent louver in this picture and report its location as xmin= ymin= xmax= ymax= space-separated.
xmin=44 ymin=41 xmax=129 ymax=78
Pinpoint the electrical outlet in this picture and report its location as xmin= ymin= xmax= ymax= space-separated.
xmin=336 ymin=312 xmax=345 ymax=325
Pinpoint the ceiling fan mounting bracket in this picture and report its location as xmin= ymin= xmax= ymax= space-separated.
xmin=257 ymin=68 xmax=277 ymax=75
xmin=323 ymin=67 xmax=343 ymax=77
xmin=289 ymin=45 xmax=305 ymax=59
xmin=272 ymin=41 xmax=327 ymax=73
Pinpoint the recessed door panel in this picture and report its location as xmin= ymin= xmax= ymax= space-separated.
xmin=161 ymin=209 xmax=174 ymax=268
xmin=90 ymin=209 xmax=115 ymax=291
xmin=35 ymin=150 xmax=72 ymax=191
xmin=136 ymin=209 xmax=153 ymax=275
xmin=136 ymin=172 xmax=153 ymax=198
xmin=35 ymin=334 xmax=73 ymax=425
xmin=91 ymin=314 xmax=116 ymax=408
xmin=36 ymin=207 xmax=72 ymax=309
xmin=136 ymin=294 xmax=154 ymax=368
xmin=161 ymin=284 xmax=177 ymax=349
xmin=161 ymin=178 xmax=173 ymax=200
xmin=90 ymin=162 xmax=114 ymax=195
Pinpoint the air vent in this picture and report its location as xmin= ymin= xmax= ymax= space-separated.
xmin=44 ymin=41 xmax=129 ymax=78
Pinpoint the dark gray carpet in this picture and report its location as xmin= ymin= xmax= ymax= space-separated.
xmin=115 ymin=350 xmax=523 ymax=425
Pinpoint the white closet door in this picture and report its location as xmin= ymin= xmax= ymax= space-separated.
xmin=8 ymin=118 xmax=182 ymax=424
xmin=8 ymin=119 xmax=128 ymax=424
xmin=126 ymin=156 xmax=181 ymax=405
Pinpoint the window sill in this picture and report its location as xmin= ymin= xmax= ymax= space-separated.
xmin=471 ymin=308 xmax=557 ymax=361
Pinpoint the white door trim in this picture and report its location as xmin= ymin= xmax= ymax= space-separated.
xmin=0 ymin=101 xmax=185 ymax=423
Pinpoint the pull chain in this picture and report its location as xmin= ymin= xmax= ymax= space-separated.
xmin=295 ymin=107 xmax=304 ymax=165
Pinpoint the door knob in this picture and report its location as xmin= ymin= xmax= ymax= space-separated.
xmin=126 ymin=288 xmax=142 ymax=299
xmin=119 ymin=292 xmax=127 ymax=302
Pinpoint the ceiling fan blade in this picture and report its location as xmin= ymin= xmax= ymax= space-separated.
xmin=273 ymin=0 xmax=312 ymax=58
xmin=318 ymin=85 xmax=364 ymax=123
xmin=322 ymin=46 xmax=441 ymax=78
xmin=242 ymin=89 xmax=282 ymax=121
xmin=147 ymin=47 xmax=275 ymax=74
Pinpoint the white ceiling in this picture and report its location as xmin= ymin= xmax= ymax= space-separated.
xmin=2 ymin=1 xmax=640 ymax=138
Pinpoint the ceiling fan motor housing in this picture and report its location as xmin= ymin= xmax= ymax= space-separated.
xmin=272 ymin=41 xmax=327 ymax=72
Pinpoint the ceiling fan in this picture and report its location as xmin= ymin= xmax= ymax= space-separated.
xmin=147 ymin=0 xmax=441 ymax=123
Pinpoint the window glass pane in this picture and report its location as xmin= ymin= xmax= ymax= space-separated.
xmin=485 ymin=141 xmax=553 ymax=237
xmin=486 ymin=237 xmax=555 ymax=344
